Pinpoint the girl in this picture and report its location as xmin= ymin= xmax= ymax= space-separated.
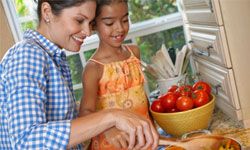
xmin=0 ymin=0 xmax=158 ymax=149
xmin=79 ymin=0 xmax=158 ymax=149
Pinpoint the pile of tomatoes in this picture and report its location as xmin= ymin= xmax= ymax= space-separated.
xmin=151 ymin=81 xmax=212 ymax=113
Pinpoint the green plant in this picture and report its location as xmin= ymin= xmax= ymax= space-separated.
xmin=129 ymin=0 xmax=177 ymax=23
xmin=67 ymin=54 xmax=83 ymax=85
xmin=15 ymin=0 xmax=28 ymax=17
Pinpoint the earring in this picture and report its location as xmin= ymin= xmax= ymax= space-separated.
xmin=45 ymin=18 xmax=50 ymax=23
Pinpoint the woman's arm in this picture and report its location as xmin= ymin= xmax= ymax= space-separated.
xmin=68 ymin=109 xmax=159 ymax=150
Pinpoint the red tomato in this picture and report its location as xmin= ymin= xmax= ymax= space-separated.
xmin=151 ymin=100 xmax=164 ymax=113
xmin=176 ymin=96 xmax=194 ymax=111
xmin=176 ymin=85 xmax=192 ymax=97
xmin=192 ymin=90 xmax=209 ymax=107
xmin=160 ymin=92 xmax=178 ymax=111
xmin=166 ymin=107 xmax=179 ymax=113
xmin=168 ymin=85 xmax=178 ymax=93
xmin=192 ymin=81 xmax=211 ymax=94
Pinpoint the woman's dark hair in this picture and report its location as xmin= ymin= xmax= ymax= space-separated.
xmin=34 ymin=0 xmax=96 ymax=21
xmin=96 ymin=0 xmax=128 ymax=17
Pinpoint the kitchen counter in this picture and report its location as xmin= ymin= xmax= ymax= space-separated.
xmin=157 ymin=107 xmax=250 ymax=150
xmin=209 ymin=107 xmax=250 ymax=149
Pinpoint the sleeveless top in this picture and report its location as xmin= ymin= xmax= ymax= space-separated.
xmin=89 ymin=45 xmax=150 ymax=150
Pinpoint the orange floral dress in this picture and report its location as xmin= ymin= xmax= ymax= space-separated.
xmin=89 ymin=46 xmax=150 ymax=150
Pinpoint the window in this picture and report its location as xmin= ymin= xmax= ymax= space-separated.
xmin=2 ymin=0 xmax=185 ymax=102
xmin=13 ymin=0 xmax=37 ymax=31
xmin=129 ymin=0 xmax=178 ymax=23
xmin=2 ymin=0 xmax=37 ymax=41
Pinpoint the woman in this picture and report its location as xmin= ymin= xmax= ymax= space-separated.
xmin=0 ymin=0 xmax=158 ymax=149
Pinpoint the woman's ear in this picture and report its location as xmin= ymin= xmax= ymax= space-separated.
xmin=41 ymin=2 xmax=53 ymax=23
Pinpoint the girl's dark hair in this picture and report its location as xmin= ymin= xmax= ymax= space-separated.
xmin=96 ymin=0 xmax=128 ymax=17
xmin=34 ymin=0 xmax=96 ymax=21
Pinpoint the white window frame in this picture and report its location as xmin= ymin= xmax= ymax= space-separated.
xmin=1 ymin=0 xmax=23 ymax=42
xmin=2 ymin=0 xmax=183 ymax=91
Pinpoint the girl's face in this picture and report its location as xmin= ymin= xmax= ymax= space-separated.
xmin=45 ymin=1 xmax=96 ymax=52
xmin=95 ymin=2 xmax=129 ymax=48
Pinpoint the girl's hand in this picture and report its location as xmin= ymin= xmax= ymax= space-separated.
xmin=104 ymin=127 xmax=129 ymax=149
xmin=110 ymin=109 xmax=159 ymax=150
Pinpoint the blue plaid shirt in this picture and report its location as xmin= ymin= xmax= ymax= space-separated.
xmin=0 ymin=30 xmax=82 ymax=149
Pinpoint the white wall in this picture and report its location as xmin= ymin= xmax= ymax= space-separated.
xmin=0 ymin=1 xmax=14 ymax=60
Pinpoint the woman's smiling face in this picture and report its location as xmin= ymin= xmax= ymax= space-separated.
xmin=45 ymin=1 xmax=96 ymax=52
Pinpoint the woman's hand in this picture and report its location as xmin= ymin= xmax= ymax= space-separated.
xmin=104 ymin=127 xmax=129 ymax=149
xmin=110 ymin=109 xmax=159 ymax=150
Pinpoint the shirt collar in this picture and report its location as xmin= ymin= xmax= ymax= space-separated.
xmin=23 ymin=29 xmax=66 ymax=60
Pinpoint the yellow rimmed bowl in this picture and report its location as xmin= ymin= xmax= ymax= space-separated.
xmin=150 ymin=94 xmax=215 ymax=137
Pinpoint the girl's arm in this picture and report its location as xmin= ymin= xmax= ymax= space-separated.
xmin=79 ymin=61 xmax=100 ymax=116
